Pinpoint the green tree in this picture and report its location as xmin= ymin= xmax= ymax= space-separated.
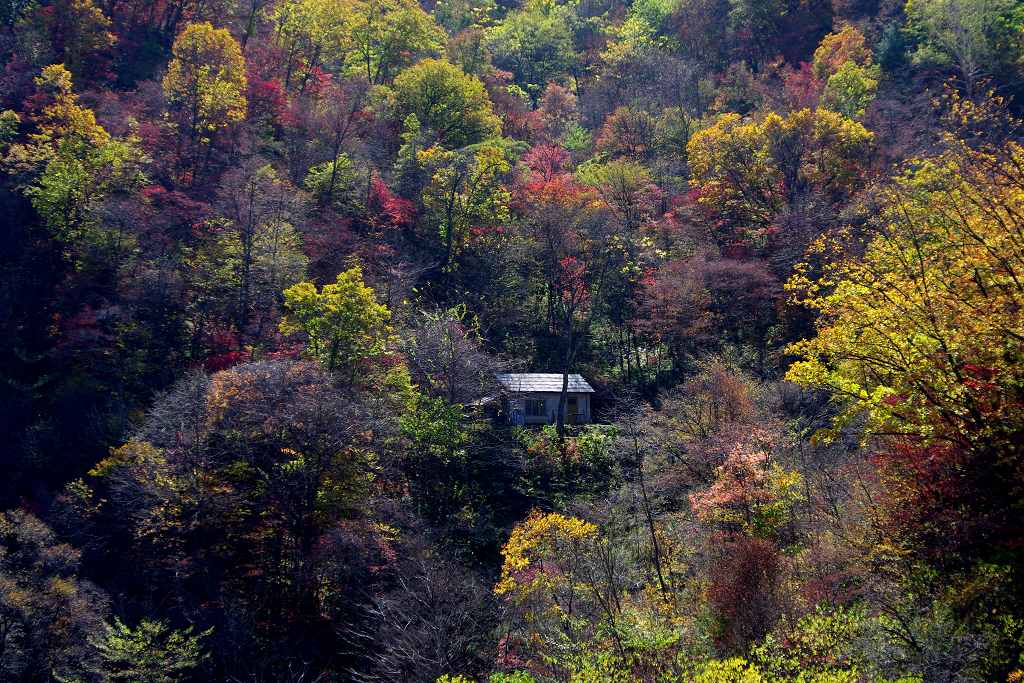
xmin=392 ymin=58 xmax=502 ymax=149
xmin=211 ymin=162 xmax=310 ymax=337
xmin=280 ymin=265 xmax=392 ymax=376
xmin=3 ymin=65 xmax=144 ymax=259
xmin=485 ymin=0 xmax=575 ymax=103
xmin=904 ymin=0 xmax=1024 ymax=95
xmin=821 ymin=60 xmax=880 ymax=119
xmin=272 ymin=0 xmax=357 ymax=92
xmin=304 ymin=153 xmax=362 ymax=213
xmin=433 ymin=0 xmax=496 ymax=33
xmin=399 ymin=393 xmax=471 ymax=524
xmin=89 ymin=618 xmax=211 ymax=683
xmin=273 ymin=0 xmax=442 ymax=89
xmin=418 ymin=140 xmax=512 ymax=272
xmin=349 ymin=0 xmax=445 ymax=84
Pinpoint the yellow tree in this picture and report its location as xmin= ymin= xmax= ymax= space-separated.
xmin=163 ymin=22 xmax=247 ymax=181
xmin=3 ymin=65 xmax=144 ymax=254
xmin=785 ymin=94 xmax=1024 ymax=564
xmin=272 ymin=0 xmax=357 ymax=93
xmin=280 ymin=264 xmax=392 ymax=378
xmin=687 ymin=108 xmax=873 ymax=252
xmin=495 ymin=511 xmax=605 ymax=669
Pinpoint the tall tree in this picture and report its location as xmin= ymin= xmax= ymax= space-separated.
xmin=348 ymin=0 xmax=445 ymax=84
xmin=904 ymin=0 xmax=1024 ymax=96
xmin=213 ymin=161 xmax=309 ymax=338
xmin=485 ymin=0 xmax=575 ymax=104
xmin=0 ymin=510 xmax=109 ymax=681
xmin=29 ymin=0 xmax=116 ymax=79
xmin=162 ymin=22 xmax=247 ymax=182
xmin=517 ymin=170 xmax=613 ymax=436
xmin=419 ymin=140 xmax=512 ymax=275
xmin=786 ymin=96 xmax=1024 ymax=568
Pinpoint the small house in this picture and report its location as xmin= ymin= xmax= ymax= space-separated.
xmin=495 ymin=373 xmax=595 ymax=426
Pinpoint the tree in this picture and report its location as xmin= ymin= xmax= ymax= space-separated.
xmin=302 ymin=79 xmax=371 ymax=204
xmin=812 ymin=26 xmax=881 ymax=119
xmin=811 ymin=24 xmax=873 ymax=81
xmin=687 ymin=108 xmax=873 ymax=256
xmin=3 ymin=65 xmax=144 ymax=257
xmin=669 ymin=0 xmax=730 ymax=69
xmin=272 ymin=0 xmax=357 ymax=93
xmin=391 ymin=58 xmax=501 ymax=149
xmin=485 ymin=0 xmax=575 ymax=104
xmin=725 ymin=0 xmax=789 ymax=66
xmin=29 ymin=0 xmax=116 ymax=79
xmin=162 ymin=22 xmax=247 ymax=180
xmin=280 ymin=264 xmax=392 ymax=377
xmin=516 ymin=171 xmax=614 ymax=436
xmin=636 ymin=256 xmax=713 ymax=369
xmin=433 ymin=0 xmax=497 ymax=33
xmin=272 ymin=0 xmax=442 ymax=90
xmin=576 ymin=158 xmax=659 ymax=232
xmin=304 ymin=153 xmax=361 ymax=213
xmin=904 ymin=0 xmax=1024 ymax=96
xmin=0 ymin=510 xmax=108 ymax=681
xmin=594 ymin=107 xmax=657 ymax=161
xmin=401 ymin=305 xmax=503 ymax=405
xmin=494 ymin=511 xmax=607 ymax=672
xmin=88 ymin=360 xmax=396 ymax=677
xmin=418 ymin=140 xmax=512 ymax=273
xmin=785 ymin=96 xmax=1024 ymax=568
xmin=356 ymin=550 xmax=496 ymax=682
xmin=536 ymin=84 xmax=579 ymax=144
xmin=821 ymin=60 xmax=880 ymax=119
xmin=689 ymin=428 xmax=803 ymax=539
xmin=88 ymin=618 xmax=211 ymax=683
xmin=206 ymin=161 xmax=309 ymax=339
xmin=348 ymin=0 xmax=445 ymax=84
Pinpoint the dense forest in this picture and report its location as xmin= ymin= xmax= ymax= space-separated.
xmin=1 ymin=0 xmax=1023 ymax=677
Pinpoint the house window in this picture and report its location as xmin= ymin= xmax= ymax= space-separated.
xmin=525 ymin=398 xmax=546 ymax=417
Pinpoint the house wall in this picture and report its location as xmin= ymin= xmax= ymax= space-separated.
xmin=506 ymin=392 xmax=591 ymax=425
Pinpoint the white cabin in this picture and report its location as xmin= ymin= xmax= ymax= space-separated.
xmin=495 ymin=373 xmax=595 ymax=425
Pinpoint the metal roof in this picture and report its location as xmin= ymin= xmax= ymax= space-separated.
xmin=495 ymin=373 xmax=595 ymax=393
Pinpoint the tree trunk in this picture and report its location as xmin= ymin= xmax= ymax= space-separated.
xmin=556 ymin=329 xmax=574 ymax=439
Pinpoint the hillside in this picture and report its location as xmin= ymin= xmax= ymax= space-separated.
xmin=1 ymin=0 xmax=1023 ymax=679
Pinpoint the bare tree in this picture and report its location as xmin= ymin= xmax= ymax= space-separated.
xmin=401 ymin=306 xmax=505 ymax=406
xmin=349 ymin=549 xmax=496 ymax=683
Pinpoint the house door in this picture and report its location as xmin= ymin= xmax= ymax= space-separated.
xmin=567 ymin=397 xmax=578 ymax=424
